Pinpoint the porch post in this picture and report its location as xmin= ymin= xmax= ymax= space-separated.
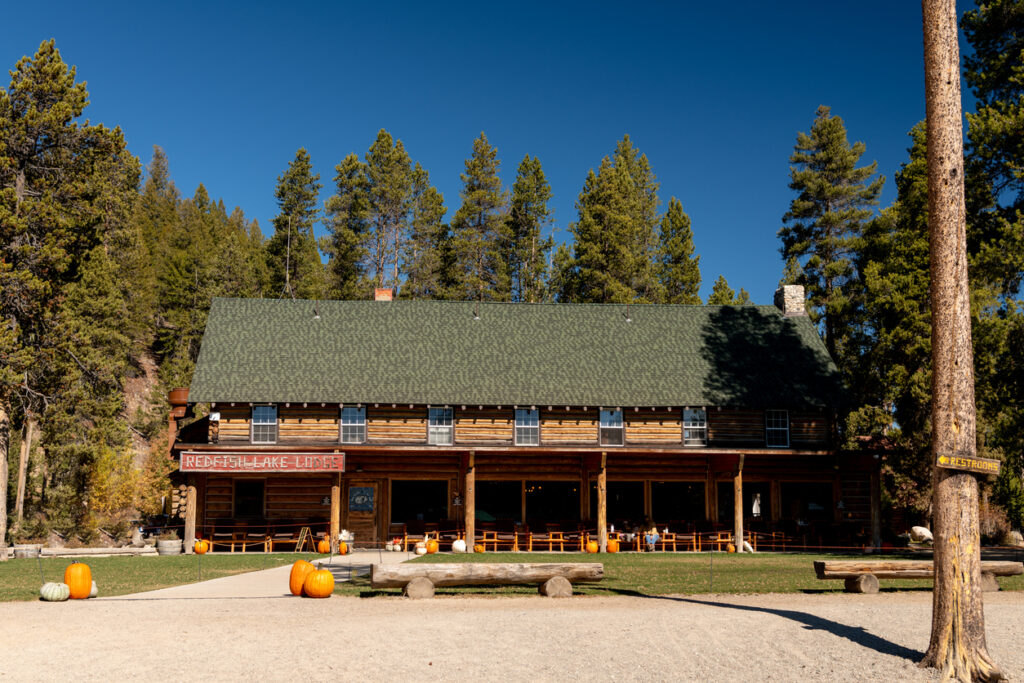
xmin=330 ymin=471 xmax=341 ymax=553
xmin=464 ymin=451 xmax=475 ymax=548
xmin=597 ymin=451 xmax=608 ymax=552
xmin=184 ymin=474 xmax=197 ymax=554
xmin=733 ymin=454 xmax=744 ymax=553
xmin=870 ymin=465 xmax=882 ymax=549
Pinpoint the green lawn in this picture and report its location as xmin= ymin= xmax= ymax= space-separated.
xmin=0 ymin=552 xmax=322 ymax=602
xmin=333 ymin=552 xmax=1024 ymax=597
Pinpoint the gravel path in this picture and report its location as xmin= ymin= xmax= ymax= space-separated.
xmin=3 ymin=589 xmax=1022 ymax=681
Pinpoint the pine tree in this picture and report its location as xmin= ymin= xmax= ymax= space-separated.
xmin=658 ymin=197 xmax=701 ymax=304
xmin=506 ymin=155 xmax=553 ymax=302
xmin=706 ymin=275 xmax=749 ymax=305
xmin=402 ymin=163 xmax=449 ymax=299
xmin=568 ymin=136 xmax=664 ymax=303
xmin=323 ymin=152 xmax=370 ymax=298
xmin=779 ymin=106 xmax=884 ymax=360
xmin=266 ymin=148 xmax=324 ymax=299
xmin=450 ymin=133 xmax=508 ymax=301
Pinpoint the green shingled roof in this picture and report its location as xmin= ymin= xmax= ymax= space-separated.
xmin=188 ymin=298 xmax=843 ymax=410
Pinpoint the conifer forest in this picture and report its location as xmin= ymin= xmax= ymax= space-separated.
xmin=1 ymin=1 xmax=1023 ymax=545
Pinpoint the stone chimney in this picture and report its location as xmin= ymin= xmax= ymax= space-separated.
xmin=374 ymin=287 xmax=393 ymax=302
xmin=774 ymin=284 xmax=807 ymax=316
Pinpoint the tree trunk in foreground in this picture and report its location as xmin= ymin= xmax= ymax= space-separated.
xmin=920 ymin=1 xmax=1002 ymax=679
xmin=0 ymin=402 xmax=9 ymax=562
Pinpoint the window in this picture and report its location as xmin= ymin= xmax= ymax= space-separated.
xmin=515 ymin=408 xmax=539 ymax=446
xmin=428 ymin=407 xmax=453 ymax=445
xmin=251 ymin=405 xmax=277 ymax=443
xmin=683 ymin=408 xmax=707 ymax=446
xmin=600 ymin=409 xmax=624 ymax=446
xmin=341 ymin=406 xmax=366 ymax=444
xmin=765 ymin=409 xmax=789 ymax=448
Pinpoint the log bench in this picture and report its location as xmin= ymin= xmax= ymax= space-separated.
xmin=371 ymin=562 xmax=604 ymax=599
xmin=813 ymin=560 xmax=1023 ymax=594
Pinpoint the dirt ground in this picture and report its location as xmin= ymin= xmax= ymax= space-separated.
xmin=2 ymin=591 xmax=1022 ymax=681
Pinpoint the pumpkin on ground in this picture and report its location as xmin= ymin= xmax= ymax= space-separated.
xmin=607 ymin=539 xmax=620 ymax=553
xmin=586 ymin=540 xmax=599 ymax=554
xmin=414 ymin=541 xmax=427 ymax=556
xmin=194 ymin=539 xmax=209 ymax=555
xmin=302 ymin=565 xmax=335 ymax=598
xmin=473 ymin=544 xmax=485 ymax=553
xmin=726 ymin=543 xmax=736 ymax=553
xmin=40 ymin=582 xmax=70 ymax=602
xmin=451 ymin=538 xmax=467 ymax=553
xmin=89 ymin=581 xmax=98 ymax=598
xmin=317 ymin=539 xmax=331 ymax=554
xmin=425 ymin=539 xmax=439 ymax=554
xmin=64 ymin=562 xmax=92 ymax=600
xmin=289 ymin=560 xmax=316 ymax=596
xmin=338 ymin=541 xmax=348 ymax=555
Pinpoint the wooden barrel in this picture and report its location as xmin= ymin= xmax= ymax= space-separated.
xmin=156 ymin=539 xmax=183 ymax=556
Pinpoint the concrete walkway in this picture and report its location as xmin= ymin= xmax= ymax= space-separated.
xmin=106 ymin=549 xmax=415 ymax=600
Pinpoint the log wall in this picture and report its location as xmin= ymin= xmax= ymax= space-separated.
xmin=540 ymin=409 xmax=599 ymax=444
xmin=368 ymin=407 xmax=426 ymax=443
xmin=707 ymin=409 xmax=763 ymax=447
xmin=456 ymin=409 xmax=514 ymax=444
xmin=279 ymin=405 xmax=339 ymax=442
xmin=790 ymin=411 xmax=831 ymax=447
xmin=215 ymin=406 xmax=251 ymax=443
xmin=624 ymin=409 xmax=682 ymax=444
xmin=204 ymin=474 xmax=333 ymax=520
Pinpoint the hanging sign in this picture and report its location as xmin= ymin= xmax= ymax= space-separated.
xmin=936 ymin=453 xmax=1000 ymax=476
xmin=180 ymin=451 xmax=345 ymax=472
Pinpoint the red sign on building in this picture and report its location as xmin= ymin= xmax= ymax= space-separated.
xmin=180 ymin=452 xmax=345 ymax=473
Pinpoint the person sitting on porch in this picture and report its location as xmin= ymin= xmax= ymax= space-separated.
xmin=643 ymin=518 xmax=660 ymax=551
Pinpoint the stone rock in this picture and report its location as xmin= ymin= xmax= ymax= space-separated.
xmin=539 ymin=576 xmax=573 ymax=598
xmin=980 ymin=572 xmax=1000 ymax=592
xmin=1007 ymin=530 xmax=1023 ymax=547
xmin=910 ymin=526 xmax=933 ymax=543
xmin=130 ymin=526 xmax=145 ymax=548
xmin=403 ymin=577 xmax=435 ymax=599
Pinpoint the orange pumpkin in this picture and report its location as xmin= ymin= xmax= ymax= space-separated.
xmin=289 ymin=560 xmax=316 ymax=596
xmin=317 ymin=539 xmax=331 ymax=554
xmin=473 ymin=544 xmax=485 ymax=553
xmin=338 ymin=541 xmax=348 ymax=555
xmin=726 ymin=543 xmax=736 ymax=553
xmin=607 ymin=538 xmax=620 ymax=553
xmin=193 ymin=539 xmax=209 ymax=555
xmin=302 ymin=565 xmax=335 ymax=598
xmin=586 ymin=540 xmax=599 ymax=554
xmin=64 ymin=561 xmax=92 ymax=600
xmin=425 ymin=539 xmax=439 ymax=554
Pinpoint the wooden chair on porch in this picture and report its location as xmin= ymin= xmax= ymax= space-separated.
xmin=267 ymin=520 xmax=300 ymax=552
xmin=526 ymin=520 xmax=564 ymax=551
xmin=403 ymin=520 xmax=431 ymax=551
xmin=482 ymin=519 xmax=520 ymax=551
xmin=208 ymin=520 xmax=234 ymax=553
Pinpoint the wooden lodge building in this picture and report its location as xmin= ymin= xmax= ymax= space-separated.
xmin=169 ymin=285 xmax=881 ymax=553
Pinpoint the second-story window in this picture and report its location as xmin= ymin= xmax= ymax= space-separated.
xmin=428 ymin=407 xmax=453 ymax=445
xmin=251 ymin=405 xmax=277 ymax=444
xmin=600 ymin=409 xmax=624 ymax=446
xmin=683 ymin=408 xmax=707 ymax=446
xmin=766 ymin=409 xmax=789 ymax=448
xmin=341 ymin=406 xmax=366 ymax=444
xmin=515 ymin=408 xmax=539 ymax=445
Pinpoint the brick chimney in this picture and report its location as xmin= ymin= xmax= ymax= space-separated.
xmin=374 ymin=287 xmax=393 ymax=302
xmin=774 ymin=284 xmax=807 ymax=316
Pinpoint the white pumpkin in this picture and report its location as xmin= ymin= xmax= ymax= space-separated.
xmin=452 ymin=539 xmax=467 ymax=553
xmin=414 ymin=543 xmax=427 ymax=556
xmin=40 ymin=582 xmax=70 ymax=602
xmin=89 ymin=580 xmax=98 ymax=598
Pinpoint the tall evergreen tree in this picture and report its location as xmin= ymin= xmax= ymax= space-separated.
xmin=779 ymin=105 xmax=884 ymax=361
xmin=658 ymin=197 xmax=701 ymax=304
xmin=402 ymin=163 xmax=449 ymax=299
xmin=506 ymin=155 xmax=553 ymax=302
xmin=449 ymin=133 xmax=508 ymax=301
xmin=266 ymin=148 xmax=324 ymax=299
xmin=566 ymin=136 xmax=664 ymax=303
xmin=323 ymin=152 xmax=370 ymax=298
xmin=706 ymin=275 xmax=749 ymax=305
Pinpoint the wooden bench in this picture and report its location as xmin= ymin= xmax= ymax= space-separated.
xmin=813 ymin=560 xmax=1023 ymax=593
xmin=371 ymin=562 xmax=604 ymax=599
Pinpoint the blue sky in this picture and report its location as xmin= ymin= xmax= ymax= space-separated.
xmin=1 ymin=1 xmax=979 ymax=303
